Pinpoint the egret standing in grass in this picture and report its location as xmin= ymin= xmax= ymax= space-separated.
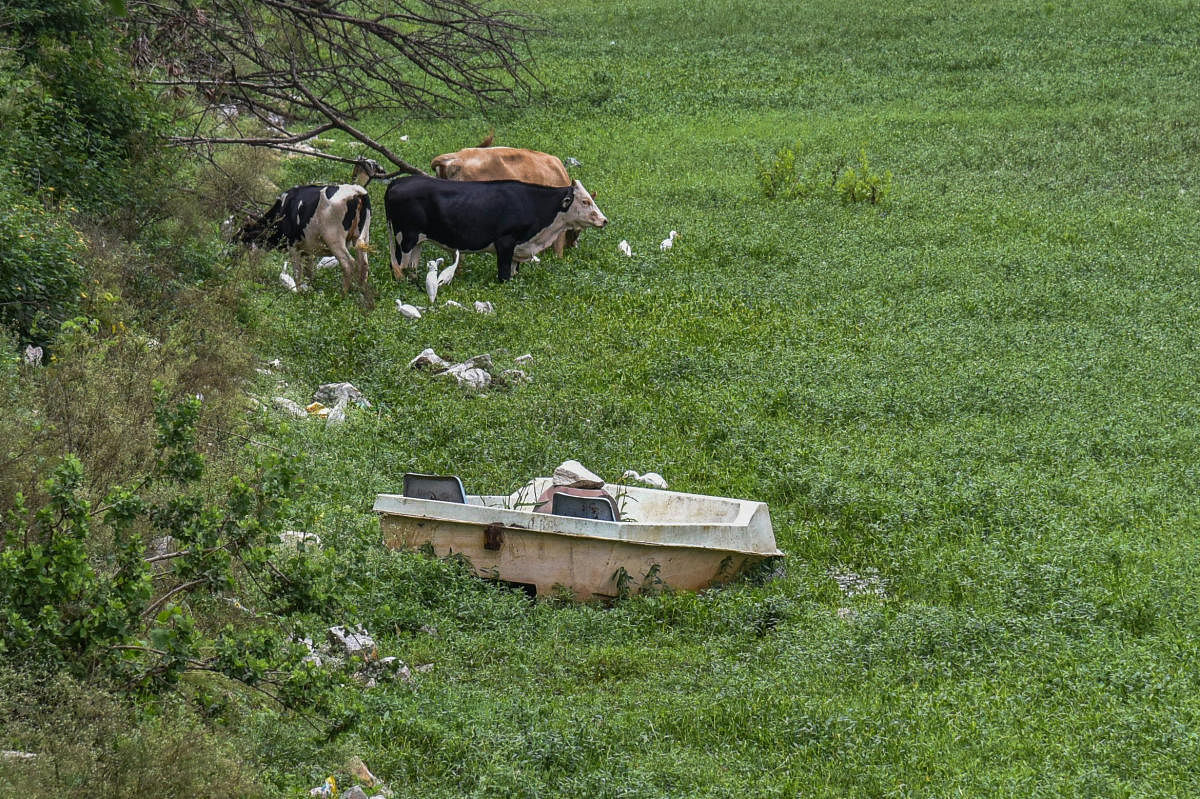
xmin=437 ymin=250 xmax=461 ymax=288
xmin=425 ymin=258 xmax=443 ymax=304
xmin=660 ymin=230 xmax=678 ymax=251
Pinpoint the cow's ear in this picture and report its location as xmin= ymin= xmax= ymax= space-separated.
xmin=561 ymin=187 xmax=575 ymax=211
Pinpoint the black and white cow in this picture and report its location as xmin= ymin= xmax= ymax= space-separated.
xmin=238 ymin=160 xmax=379 ymax=305
xmin=384 ymin=176 xmax=608 ymax=282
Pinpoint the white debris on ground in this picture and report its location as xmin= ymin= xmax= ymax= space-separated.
xmin=829 ymin=567 xmax=888 ymax=599
xmin=273 ymin=397 xmax=307 ymax=418
xmin=23 ymin=345 xmax=42 ymax=366
xmin=408 ymin=349 xmax=530 ymax=391
xmin=327 ymin=625 xmax=376 ymax=659
xmin=408 ymin=348 xmax=452 ymax=371
xmin=316 ymin=255 xmax=339 ymax=269
xmin=2 ymin=751 xmax=37 ymax=761
xmin=473 ymin=300 xmax=495 ymax=315
xmin=553 ymin=459 xmax=604 ymax=488
xmin=313 ymin=382 xmax=371 ymax=409
xmin=443 ymin=300 xmax=463 ymax=309
xmin=514 ymin=353 xmax=533 ymax=365
xmin=622 ymin=469 xmax=668 ymax=489
xmin=618 ymin=239 xmax=632 ymax=257
xmin=278 ymin=530 xmax=321 ymax=547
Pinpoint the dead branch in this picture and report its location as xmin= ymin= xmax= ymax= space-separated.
xmin=123 ymin=0 xmax=539 ymax=174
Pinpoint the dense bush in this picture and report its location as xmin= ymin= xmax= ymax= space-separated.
xmin=0 ymin=0 xmax=163 ymax=209
xmin=0 ymin=199 xmax=87 ymax=344
xmin=756 ymin=142 xmax=893 ymax=204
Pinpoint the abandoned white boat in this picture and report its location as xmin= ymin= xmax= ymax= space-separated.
xmin=374 ymin=474 xmax=783 ymax=600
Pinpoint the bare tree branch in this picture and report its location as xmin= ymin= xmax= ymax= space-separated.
xmin=123 ymin=0 xmax=539 ymax=173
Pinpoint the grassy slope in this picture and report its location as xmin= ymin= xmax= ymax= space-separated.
xmin=247 ymin=0 xmax=1200 ymax=795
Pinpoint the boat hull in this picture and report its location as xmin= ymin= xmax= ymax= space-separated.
xmin=375 ymin=479 xmax=782 ymax=600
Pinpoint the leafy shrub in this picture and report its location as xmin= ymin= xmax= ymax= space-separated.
xmin=756 ymin=142 xmax=893 ymax=205
xmin=0 ymin=200 xmax=87 ymax=343
xmin=0 ymin=665 xmax=265 ymax=799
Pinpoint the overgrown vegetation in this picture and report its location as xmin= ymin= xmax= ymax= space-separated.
xmin=5 ymin=0 xmax=1200 ymax=796
xmin=757 ymin=142 xmax=894 ymax=204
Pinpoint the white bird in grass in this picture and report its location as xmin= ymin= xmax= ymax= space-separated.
xmin=279 ymin=261 xmax=298 ymax=292
xmin=396 ymin=301 xmax=422 ymax=319
xmin=425 ymin=258 xmax=443 ymax=304
xmin=660 ymin=230 xmax=678 ymax=251
xmin=622 ymin=470 xmax=668 ymax=490
xmin=436 ymin=250 xmax=461 ymax=288
xmin=618 ymin=239 xmax=632 ymax=257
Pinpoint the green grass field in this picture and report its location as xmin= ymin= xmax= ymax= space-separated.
xmin=244 ymin=1 xmax=1200 ymax=795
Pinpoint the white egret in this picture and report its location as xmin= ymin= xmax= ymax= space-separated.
xmin=622 ymin=470 xmax=668 ymax=490
xmin=437 ymin=251 xmax=461 ymax=287
xmin=660 ymin=230 xmax=678 ymax=251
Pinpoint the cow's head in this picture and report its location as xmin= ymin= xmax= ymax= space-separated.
xmin=563 ymin=181 xmax=607 ymax=229
xmin=351 ymin=158 xmax=384 ymax=186
xmin=235 ymin=198 xmax=284 ymax=248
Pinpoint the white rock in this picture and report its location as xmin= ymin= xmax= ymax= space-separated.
xmin=23 ymin=344 xmax=42 ymax=367
xmin=443 ymin=300 xmax=463 ymax=309
xmin=313 ymin=382 xmax=370 ymax=408
xmin=463 ymin=353 xmax=493 ymax=371
xmin=396 ymin=302 xmax=422 ymax=319
xmin=473 ymin=300 xmax=495 ymax=315
xmin=514 ymin=353 xmax=534 ymax=365
xmin=442 ymin=365 xmax=491 ymax=390
xmin=326 ymin=401 xmax=347 ymax=427
xmin=553 ymin=459 xmax=604 ymax=488
xmin=316 ymin=256 xmax=339 ymax=270
xmin=327 ymin=625 xmax=376 ymax=658
xmin=273 ymin=397 xmax=308 ymax=418
xmin=1 ymin=751 xmax=37 ymax=761
xmin=408 ymin=348 xmax=451 ymax=371
xmin=343 ymin=787 xmax=370 ymax=799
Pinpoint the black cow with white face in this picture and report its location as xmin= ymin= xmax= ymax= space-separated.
xmin=237 ymin=159 xmax=379 ymax=306
xmin=384 ymin=175 xmax=608 ymax=282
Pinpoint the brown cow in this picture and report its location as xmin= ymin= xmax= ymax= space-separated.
xmin=430 ymin=137 xmax=585 ymax=256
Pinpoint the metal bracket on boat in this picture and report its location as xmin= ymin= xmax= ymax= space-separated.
xmin=483 ymin=523 xmax=505 ymax=551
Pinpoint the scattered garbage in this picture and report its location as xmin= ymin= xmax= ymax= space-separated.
xmin=473 ymin=300 xmax=495 ymax=315
xmin=313 ymin=382 xmax=371 ymax=409
xmin=278 ymin=530 xmax=321 ymax=547
xmin=342 ymin=787 xmax=370 ymax=799
xmin=829 ymin=568 xmax=887 ymax=599
xmin=1 ymin=751 xmax=37 ymax=761
xmin=309 ymin=776 xmax=337 ymax=797
xmin=23 ymin=345 xmax=42 ymax=367
xmin=265 ymin=358 xmax=283 ymax=370
xmin=306 ymin=401 xmax=330 ymax=418
xmin=396 ymin=301 xmax=422 ymax=319
xmin=622 ymin=469 xmax=668 ymax=490
xmin=273 ymin=397 xmax=308 ymax=418
xmin=500 ymin=368 xmax=530 ymax=384
xmin=618 ymin=239 xmax=632 ymax=257
xmin=563 ymin=156 xmax=582 ymax=168
xmin=442 ymin=362 xmax=491 ymax=390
